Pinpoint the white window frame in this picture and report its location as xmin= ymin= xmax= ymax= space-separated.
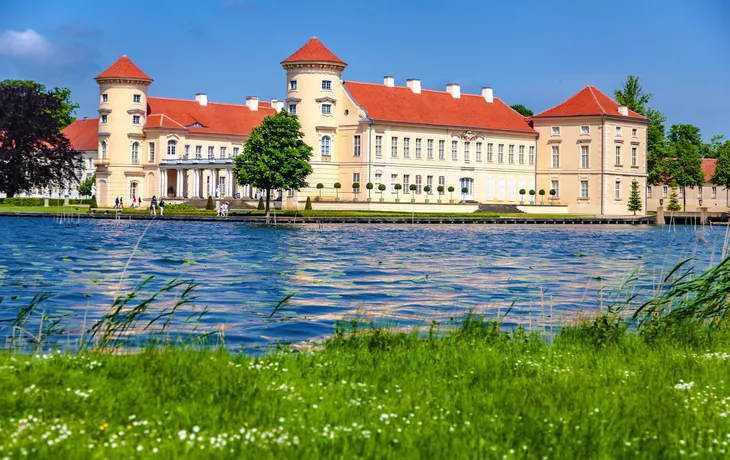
xmin=391 ymin=137 xmax=398 ymax=158
xmin=508 ymin=145 xmax=515 ymax=164
xmin=353 ymin=135 xmax=361 ymax=157
xmin=321 ymin=80 xmax=332 ymax=91
xmin=581 ymin=145 xmax=589 ymax=169
xmin=647 ymin=186 xmax=652 ymax=198
xmin=131 ymin=142 xmax=140 ymax=164
xmin=498 ymin=144 xmax=504 ymax=163
xmin=427 ymin=139 xmax=434 ymax=160
xmin=290 ymin=80 xmax=297 ymax=91
xmin=220 ymin=146 xmax=227 ymax=159
xmin=551 ymin=127 xmax=560 ymax=136
xmin=233 ymin=147 xmax=239 ymax=156
xmin=195 ymin=145 xmax=202 ymax=159
xmin=518 ymin=145 xmax=524 ymax=164
xmin=615 ymin=145 xmax=622 ymax=166
xmin=132 ymin=115 xmax=140 ymax=125
xmin=529 ymin=146 xmax=535 ymax=165
xmin=148 ymin=142 xmax=155 ymax=163
xmin=438 ymin=140 xmax=445 ymax=160
xmin=614 ymin=180 xmax=621 ymax=200
xmin=321 ymin=136 xmax=331 ymax=157
xmin=101 ymin=141 xmax=107 ymax=159
xmin=451 ymin=140 xmax=458 ymax=161
xmin=321 ymin=103 xmax=332 ymax=115
xmin=463 ymin=141 xmax=470 ymax=162
xmin=133 ymin=94 xmax=141 ymax=103
xmin=616 ymin=126 xmax=622 ymax=136
xmin=580 ymin=180 xmax=588 ymax=199
xmin=208 ymin=146 xmax=214 ymax=159
xmin=391 ymin=174 xmax=398 ymax=192
xmin=632 ymin=128 xmax=638 ymax=137
xmin=404 ymin=138 xmax=411 ymax=158
xmin=101 ymin=114 xmax=108 ymax=124
xmin=167 ymin=140 xmax=177 ymax=157
xmin=102 ymin=93 xmax=108 ymax=103
xmin=476 ymin=142 xmax=483 ymax=162
xmin=712 ymin=186 xmax=717 ymax=198
xmin=631 ymin=147 xmax=637 ymax=167
xmin=551 ymin=180 xmax=559 ymax=198
xmin=403 ymin=174 xmax=410 ymax=191
xmin=551 ymin=146 xmax=559 ymax=168
xmin=487 ymin=143 xmax=493 ymax=163
xmin=288 ymin=104 xmax=297 ymax=115
xmin=580 ymin=125 xmax=590 ymax=135
xmin=415 ymin=138 xmax=422 ymax=159
xmin=415 ymin=175 xmax=422 ymax=194
xmin=375 ymin=135 xmax=383 ymax=158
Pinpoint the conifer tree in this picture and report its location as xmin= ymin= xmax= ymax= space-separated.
xmin=667 ymin=185 xmax=682 ymax=212
xmin=627 ymin=180 xmax=642 ymax=215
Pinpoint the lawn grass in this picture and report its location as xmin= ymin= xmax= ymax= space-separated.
xmin=1 ymin=321 xmax=729 ymax=459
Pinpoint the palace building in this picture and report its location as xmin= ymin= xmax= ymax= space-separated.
xmin=72 ymin=37 xmax=649 ymax=214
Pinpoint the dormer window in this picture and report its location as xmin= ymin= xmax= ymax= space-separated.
xmin=190 ymin=122 xmax=204 ymax=128
xmin=551 ymin=127 xmax=560 ymax=136
xmin=616 ymin=127 xmax=622 ymax=136
xmin=321 ymin=80 xmax=332 ymax=91
xmin=321 ymin=103 xmax=332 ymax=115
xmin=580 ymin=126 xmax=590 ymax=135
xmin=133 ymin=94 xmax=141 ymax=103
xmin=290 ymin=80 xmax=297 ymax=91
xmin=102 ymin=94 xmax=108 ymax=103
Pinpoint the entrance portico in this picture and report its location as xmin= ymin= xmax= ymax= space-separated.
xmin=159 ymin=159 xmax=238 ymax=199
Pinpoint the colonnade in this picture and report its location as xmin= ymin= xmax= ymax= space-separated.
xmin=158 ymin=167 xmax=257 ymax=199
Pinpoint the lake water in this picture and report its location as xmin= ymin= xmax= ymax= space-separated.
xmin=0 ymin=217 xmax=725 ymax=350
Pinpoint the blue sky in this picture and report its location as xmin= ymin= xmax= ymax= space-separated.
xmin=1 ymin=0 xmax=728 ymax=139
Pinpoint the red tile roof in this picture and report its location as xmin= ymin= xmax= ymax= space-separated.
xmin=62 ymin=118 xmax=98 ymax=152
xmin=702 ymin=158 xmax=717 ymax=181
xmin=145 ymin=97 xmax=276 ymax=136
xmin=533 ymin=86 xmax=647 ymax=120
xmin=344 ymin=82 xmax=535 ymax=133
xmin=95 ymin=55 xmax=153 ymax=82
xmin=281 ymin=37 xmax=346 ymax=66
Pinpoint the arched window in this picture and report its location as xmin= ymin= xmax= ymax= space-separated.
xmin=131 ymin=142 xmax=139 ymax=164
xmin=101 ymin=141 xmax=107 ymax=159
xmin=167 ymin=140 xmax=177 ymax=157
xmin=129 ymin=182 xmax=138 ymax=200
xmin=321 ymin=136 xmax=331 ymax=157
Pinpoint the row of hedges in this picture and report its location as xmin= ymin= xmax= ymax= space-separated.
xmin=0 ymin=198 xmax=93 ymax=206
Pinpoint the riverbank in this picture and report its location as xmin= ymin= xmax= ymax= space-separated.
xmin=2 ymin=320 xmax=729 ymax=459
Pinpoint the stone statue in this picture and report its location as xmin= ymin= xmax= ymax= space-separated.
xmin=215 ymin=186 xmax=220 ymax=198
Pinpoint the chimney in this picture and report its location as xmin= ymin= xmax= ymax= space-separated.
xmin=195 ymin=93 xmax=208 ymax=106
xmin=271 ymin=98 xmax=284 ymax=112
xmin=246 ymin=96 xmax=258 ymax=111
xmin=446 ymin=83 xmax=460 ymax=99
xmin=383 ymin=76 xmax=395 ymax=88
xmin=406 ymin=79 xmax=421 ymax=94
xmin=83 ymin=116 xmax=88 ymax=122
xmin=482 ymin=87 xmax=494 ymax=103
xmin=618 ymin=105 xmax=628 ymax=116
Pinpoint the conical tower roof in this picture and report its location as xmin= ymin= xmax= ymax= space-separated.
xmin=95 ymin=55 xmax=153 ymax=82
xmin=281 ymin=37 xmax=346 ymax=67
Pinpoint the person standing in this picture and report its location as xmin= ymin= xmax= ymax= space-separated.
xmin=120 ymin=197 xmax=124 ymax=209
xmin=150 ymin=196 xmax=157 ymax=216
xmin=138 ymin=196 xmax=142 ymax=208
xmin=159 ymin=198 xmax=165 ymax=216
xmin=114 ymin=197 xmax=119 ymax=209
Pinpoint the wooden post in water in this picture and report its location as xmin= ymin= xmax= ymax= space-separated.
xmin=699 ymin=207 xmax=708 ymax=226
xmin=655 ymin=206 xmax=665 ymax=226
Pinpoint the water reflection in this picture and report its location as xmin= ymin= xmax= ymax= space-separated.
xmin=0 ymin=217 xmax=724 ymax=350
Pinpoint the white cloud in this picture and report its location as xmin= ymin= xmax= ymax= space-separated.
xmin=0 ymin=29 xmax=55 ymax=61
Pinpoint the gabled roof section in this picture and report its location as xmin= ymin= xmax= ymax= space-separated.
xmin=95 ymin=55 xmax=153 ymax=82
xmin=533 ymin=86 xmax=646 ymax=120
xmin=145 ymin=97 xmax=276 ymax=136
xmin=281 ymin=37 xmax=346 ymax=67
xmin=344 ymin=82 xmax=535 ymax=133
xmin=62 ymin=118 xmax=98 ymax=152
xmin=702 ymin=158 xmax=717 ymax=182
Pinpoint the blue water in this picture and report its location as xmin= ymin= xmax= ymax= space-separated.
xmin=0 ymin=217 xmax=724 ymax=350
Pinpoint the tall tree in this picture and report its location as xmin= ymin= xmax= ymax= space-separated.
xmin=510 ymin=104 xmax=533 ymax=117
xmin=614 ymin=75 xmax=653 ymax=115
xmin=77 ymin=174 xmax=96 ymax=197
xmin=670 ymin=136 xmax=705 ymax=211
xmin=0 ymin=81 xmax=82 ymax=197
xmin=668 ymin=124 xmax=703 ymax=155
xmin=233 ymin=111 xmax=313 ymax=218
xmin=627 ymin=180 xmax=643 ymax=215
xmin=710 ymin=140 xmax=730 ymax=193
xmin=645 ymin=108 xmax=669 ymax=185
xmin=0 ymin=80 xmax=78 ymax=129
xmin=704 ymin=135 xmax=727 ymax=159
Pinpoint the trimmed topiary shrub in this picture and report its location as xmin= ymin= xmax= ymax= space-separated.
xmin=1 ymin=197 xmax=92 ymax=206
xmin=305 ymin=196 xmax=312 ymax=210
xmin=206 ymin=196 xmax=215 ymax=210
xmin=257 ymin=196 xmax=264 ymax=210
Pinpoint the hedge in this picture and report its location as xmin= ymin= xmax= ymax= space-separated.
xmin=0 ymin=198 xmax=93 ymax=206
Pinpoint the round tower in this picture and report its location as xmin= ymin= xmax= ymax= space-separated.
xmin=94 ymin=55 xmax=153 ymax=207
xmin=281 ymin=37 xmax=347 ymax=204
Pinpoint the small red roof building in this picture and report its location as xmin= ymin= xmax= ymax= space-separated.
xmin=533 ymin=86 xmax=646 ymax=120
xmin=281 ymin=37 xmax=346 ymax=67
xmin=95 ymin=55 xmax=153 ymax=82
xmin=61 ymin=118 xmax=98 ymax=151
xmin=345 ymin=82 xmax=535 ymax=133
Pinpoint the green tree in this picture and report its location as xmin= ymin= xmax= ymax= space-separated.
xmin=704 ymin=135 xmax=727 ymax=159
xmin=77 ymin=174 xmax=95 ymax=197
xmin=627 ymin=180 xmax=642 ymax=215
xmin=448 ymin=186 xmax=455 ymax=201
xmin=316 ymin=183 xmax=324 ymax=200
xmin=334 ymin=182 xmax=341 ymax=200
xmin=394 ymin=183 xmax=402 ymax=200
xmin=233 ymin=111 xmax=313 ymax=218
xmin=510 ymin=104 xmax=533 ymax=117
xmin=409 ymin=183 xmax=417 ymax=201
xmin=305 ymin=196 xmax=312 ymax=210
xmin=0 ymin=81 xmax=82 ymax=197
xmin=646 ymin=108 xmax=669 ymax=185
xmin=0 ymin=80 xmax=78 ymax=129
xmin=668 ymin=124 xmax=703 ymax=152
xmin=365 ymin=182 xmax=373 ymax=200
xmin=670 ymin=133 xmax=705 ymax=211
xmin=614 ymin=75 xmax=652 ymax=115
xmin=667 ymin=184 xmax=681 ymax=212
xmin=710 ymin=140 xmax=730 ymax=193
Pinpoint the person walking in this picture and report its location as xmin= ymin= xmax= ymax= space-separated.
xmin=150 ymin=196 xmax=157 ymax=216
xmin=138 ymin=196 xmax=142 ymax=208
xmin=120 ymin=197 xmax=124 ymax=209
xmin=114 ymin=197 xmax=119 ymax=209
xmin=159 ymin=198 xmax=165 ymax=216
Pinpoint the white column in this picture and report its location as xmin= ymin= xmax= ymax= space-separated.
xmin=209 ymin=169 xmax=215 ymax=197
xmin=176 ymin=169 xmax=183 ymax=197
xmin=160 ymin=169 xmax=167 ymax=197
xmin=192 ymin=169 xmax=199 ymax=198
xmin=226 ymin=169 xmax=233 ymax=197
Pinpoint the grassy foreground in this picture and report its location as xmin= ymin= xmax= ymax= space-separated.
xmin=2 ymin=321 xmax=730 ymax=459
